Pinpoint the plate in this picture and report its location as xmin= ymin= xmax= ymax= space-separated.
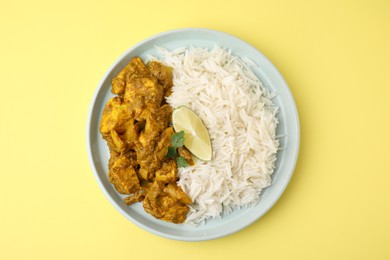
xmin=86 ymin=28 xmax=300 ymax=241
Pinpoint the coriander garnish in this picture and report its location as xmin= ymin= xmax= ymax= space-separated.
xmin=166 ymin=130 xmax=189 ymax=167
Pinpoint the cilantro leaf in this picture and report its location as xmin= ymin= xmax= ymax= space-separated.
xmin=166 ymin=146 xmax=178 ymax=159
xmin=176 ymin=157 xmax=189 ymax=168
xmin=166 ymin=131 xmax=190 ymax=168
xmin=170 ymin=130 xmax=185 ymax=148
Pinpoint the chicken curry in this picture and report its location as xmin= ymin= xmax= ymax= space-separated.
xmin=99 ymin=57 xmax=192 ymax=224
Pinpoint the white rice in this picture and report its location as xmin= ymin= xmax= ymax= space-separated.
xmin=155 ymin=46 xmax=279 ymax=224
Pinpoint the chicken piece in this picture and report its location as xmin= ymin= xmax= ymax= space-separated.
xmin=155 ymin=160 xmax=178 ymax=183
xmin=105 ymin=118 xmax=145 ymax=153
xmin=116 ymin=119 xmax=144 ymax=149
xmin=124 ymin=78 xmax=163 ymax=117
xmin=135 ymin=108 xmax=173 ymax=180
xmin=135 ymin=144 xmax=165 ymax=181
xmin=100 ymin=97 xmax=132 ymax=135
xmin=164 ymin=184 xmax=192 ymax=205
xmin=137 ymin=105 xmax=171 ymax=147
xmin=134 ymin=141 xmax=157 ymax=180
xmin=155 ymin=127 xmax=174 ymax=161
xmin=108 ymin=150 xmax=120 ymax=169
xmin=148 ymin=61 xmax=173 ymax=98
xmin=137 ymin=112 xmax=160 ymax=148
xmin=105 ymin=128 xmax=134 ymax=153
xmin=107 ymin=141 xmax=137 ymax=168
xmin=123 ymin=150 xmax=138 ymax=168
xmin=111 ymin=57 xmax=150 ymax=95
xmin=143 ymin=181 xmax=189 ymax=224
xmin=178 ymin=147 xmax=194 ymax=166
xmin=110 ymin=129 xmax=125 ymax=151
xmin=148 ymin=61 xmax=173 ymax=88
xmin=108 ymin=155 xmax=140 ymax=194
xmin=155 ymin=104 xmax=172 ymax=129
xmin=136 ymin=125 xmax=174 ymax=180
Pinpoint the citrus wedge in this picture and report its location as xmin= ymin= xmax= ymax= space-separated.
xmin=172 ymin=106 xmax=212 ymax=161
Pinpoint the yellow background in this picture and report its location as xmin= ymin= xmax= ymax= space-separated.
xmin=1 ymin=0 xmax=389 ymax=259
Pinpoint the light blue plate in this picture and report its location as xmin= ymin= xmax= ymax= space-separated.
xmin=87 ymin=28 xmax=300 ymax=241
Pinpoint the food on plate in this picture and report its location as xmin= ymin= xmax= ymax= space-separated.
xmin=99 ymin=57 xmax=192 ymax=223
xmin=172 ymin=106 xmax=212 ymax=161
xmin=158 ymin=46 xmax=279 ymax=224
xmin=100 ymin=45 xmax=279 ymax=225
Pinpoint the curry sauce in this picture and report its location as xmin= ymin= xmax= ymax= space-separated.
xmin=99 ymin=57 xmax=192 ymax=224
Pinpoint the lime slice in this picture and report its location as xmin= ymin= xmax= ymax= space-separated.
xmin=172 ymin=106 xmax=212 ymax=161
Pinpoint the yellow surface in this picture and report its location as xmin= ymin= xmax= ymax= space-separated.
xmin=1 ymin=0 xmax=389 ymax=259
